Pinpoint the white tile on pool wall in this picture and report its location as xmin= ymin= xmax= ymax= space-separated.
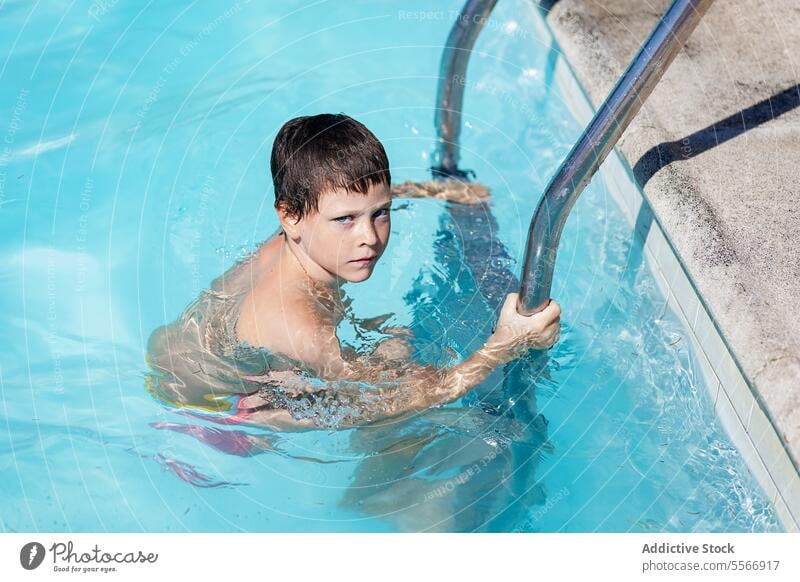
xmin=644 ymin=235 xmax=673 ymax=315
xmin=604 ymin=152 xmax=643 ymax=223
xmin=784 ymin=472 xmax=800 ymax=527
xmin=696 ymin=314 xmax=733 ymax=390
xmin=715 ymin=388 xmax=780 ymax=512
xmin=748 ymin=400 xmax=800 ymax=524
xmin=640 ymin=251 xmax=669 ymax=319
xmin=773 ymin=496 xmax=799 ymax=533
xmin=686 ymin=322 xmax=720 ymax=406
xmin=693 ymin=293 xmax=714 ymax=343
xmin=667 ymin=263 xmax=700 ymax=337
xmin=652 ymin=264 xmax=672 ymax=316
xmin=716 ymin=354 xmax=755 ymax=432
xmin=647 ymin=226 xmax=679 ymax=296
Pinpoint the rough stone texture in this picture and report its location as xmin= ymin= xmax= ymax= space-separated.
xmin=543 ymin=0 xmax=799 ymax=464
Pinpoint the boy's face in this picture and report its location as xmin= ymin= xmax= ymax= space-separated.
xmin=282 ymin=181 xmax=392 ymax=284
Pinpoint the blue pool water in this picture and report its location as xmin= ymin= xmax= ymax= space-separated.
xmin=0 ymin=0 xmax=781 ymax=532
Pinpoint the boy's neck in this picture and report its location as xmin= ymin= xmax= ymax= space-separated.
xmin=279 ymin=230 xmax=345 ymax=291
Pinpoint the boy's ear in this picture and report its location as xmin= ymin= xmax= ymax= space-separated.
xmin=276 ymin=203 xmax=301 ymax=238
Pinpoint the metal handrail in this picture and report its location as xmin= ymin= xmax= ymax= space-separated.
xmin=519 ymin=0 xmax=715 ymax=313
xmin=432 ymin=0 xmax=715 ymax=314
xmin=433 ymin=0 xmax=499 ymax=178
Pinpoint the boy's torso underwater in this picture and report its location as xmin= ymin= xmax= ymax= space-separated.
xmin=145 ymin=227 xmax=409 ymax=430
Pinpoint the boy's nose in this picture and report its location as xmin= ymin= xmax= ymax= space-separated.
xmin=358 ymin=220 xmax=379 ymax=246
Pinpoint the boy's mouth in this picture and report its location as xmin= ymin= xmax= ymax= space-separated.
xmin=350 ymin=255 xmax=376 ymax=264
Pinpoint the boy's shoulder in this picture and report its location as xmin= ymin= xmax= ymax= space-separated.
xmin=235 ymin=276 xmax=335 ymax=357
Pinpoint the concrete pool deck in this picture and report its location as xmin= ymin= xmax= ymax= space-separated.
xmin=540 ymin=0 xmax=799 ymax=467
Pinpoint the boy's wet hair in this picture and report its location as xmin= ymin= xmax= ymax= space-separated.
xmin=271 ymin=113 xmax=391 ymax=220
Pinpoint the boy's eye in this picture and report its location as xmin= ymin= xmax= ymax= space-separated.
xmin=333 ymin=208 xmax=390 ymax=223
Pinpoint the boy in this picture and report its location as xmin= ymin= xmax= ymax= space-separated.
xmin=147 ymin=113 xmax=561 ymax=430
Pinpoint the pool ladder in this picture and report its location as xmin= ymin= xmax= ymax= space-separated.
xmin=433 ymin=0 xmax=715 ymax=314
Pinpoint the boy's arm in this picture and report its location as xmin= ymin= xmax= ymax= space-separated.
xmin=245 ymin=318 xmax=512 ymax=427
xmin=243 ymin=294 xmax=560 ymax=428
xmin=391 ymin=180 xmax=491 ymax=205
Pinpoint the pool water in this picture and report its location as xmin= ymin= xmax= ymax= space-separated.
xmin=0 ymin=0 xmax=781 ymax=532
